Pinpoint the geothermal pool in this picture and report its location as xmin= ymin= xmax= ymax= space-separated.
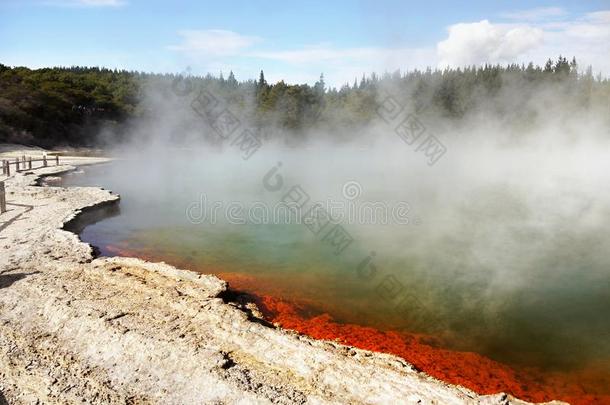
xmin=61 ymin=147 xmax=610 ymax=404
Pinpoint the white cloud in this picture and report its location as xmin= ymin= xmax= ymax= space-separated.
xmin=43 ymin=0 xmax=126 ymax=6
xmin=253 ymin=46 xmax=355 ymax=64
xmin=538 ymin=10 xmax=610 ymax=75
xmin=252 ymin=45 xmax=436 ymax=87
xmin=167 ymin=30 xmax=435 ymax=86
xmin=168 ymin=30 xmax=261 ymax=56
xmin=436 ymin=9 xmax=610 ymax=76
xmin=167 ymin=8 xmax=610 ymax=88
xmin=252 ymin=46 xmax=430 ymax=65
xmin=586 ymin=10 xmax=610 ymax=23
xmin=437 ymin=20 xmax=543 ymax=67
xmin=500 ymin=7 xmax=566 ymax=21
xmin=560 ymin=11 xmax=610 ymax=40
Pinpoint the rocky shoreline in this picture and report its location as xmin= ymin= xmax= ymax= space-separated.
xmin=0 ymin=157 xmax=563 ymax=404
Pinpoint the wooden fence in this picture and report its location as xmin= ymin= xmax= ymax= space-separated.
xmin=2 ymin=154 xmax=60 ymax=176
xmin=0 ymin=155 xmax=61 ymax=214
xmin=0 ymin=181 xmax=5 ymax=214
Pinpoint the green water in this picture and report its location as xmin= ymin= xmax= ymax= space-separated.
xmin=61 ymin=155 xmax=610 ymax=379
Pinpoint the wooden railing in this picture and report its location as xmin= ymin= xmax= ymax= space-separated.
xmin=2 ymin=154 xmax=60 ymax=176
xmin=0 ymin=155 xmax=61 ymax=213
xmin=0 ymin=181 xmax=5 ymax=214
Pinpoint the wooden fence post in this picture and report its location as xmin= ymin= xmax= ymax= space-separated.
xmin=4 ymin=160 xmax=9 ymax=176
xmin=0 ymin=181 xmax=6 ymax=214
xmin=56 ymin=155 xmax=59 ymax=166
xmin=28 ymin=157 xmax=32 ymax=169
xmin=43 ymin=155 xmax=47 ymax=167
xmin=1 ymin=160 xmax=5 ymax=175
xmin=15 ymin=158 xmax=20 ymax=172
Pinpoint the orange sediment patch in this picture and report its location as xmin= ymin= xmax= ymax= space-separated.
xmin=220 ymin=272 xmax=610 ymax=405
xmin=100 ymin=245 xmax=610 ymax=404
xmin=258 ymin=296 xmax=610 ymax=404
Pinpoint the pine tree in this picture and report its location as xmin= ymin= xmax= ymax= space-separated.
xmin=258 ymin=70 xmax=267 ymax=88
xmin=359 ymin=74 xmax=366 ymax=90
xmin=227 ymin=70 xmax=238 ymax=88
xmin=570 ymin=57 xmax=578 ymax=77
xmin=314 ymin=73 xmax=325 ymax=94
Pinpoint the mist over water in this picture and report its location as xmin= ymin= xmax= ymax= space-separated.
xmin=61 ymin=75 xmax=610 ymax=396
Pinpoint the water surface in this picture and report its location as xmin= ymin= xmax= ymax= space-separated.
xmin=61 ymin=147 xmax=610 ymax=402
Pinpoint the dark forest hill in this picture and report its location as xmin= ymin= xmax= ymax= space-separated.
xmin=0 ymin=57 xmax=608 ymax=147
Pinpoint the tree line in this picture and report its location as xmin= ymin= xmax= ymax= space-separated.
xmin=0 ymin=57 xmax=608 ymax=147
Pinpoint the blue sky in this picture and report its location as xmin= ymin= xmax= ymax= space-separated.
xmin=1 ymin=0 xmax=609 ymax=86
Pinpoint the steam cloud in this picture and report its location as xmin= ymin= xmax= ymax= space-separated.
xmin=85 ymin=68 xmax=610 ymax=372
